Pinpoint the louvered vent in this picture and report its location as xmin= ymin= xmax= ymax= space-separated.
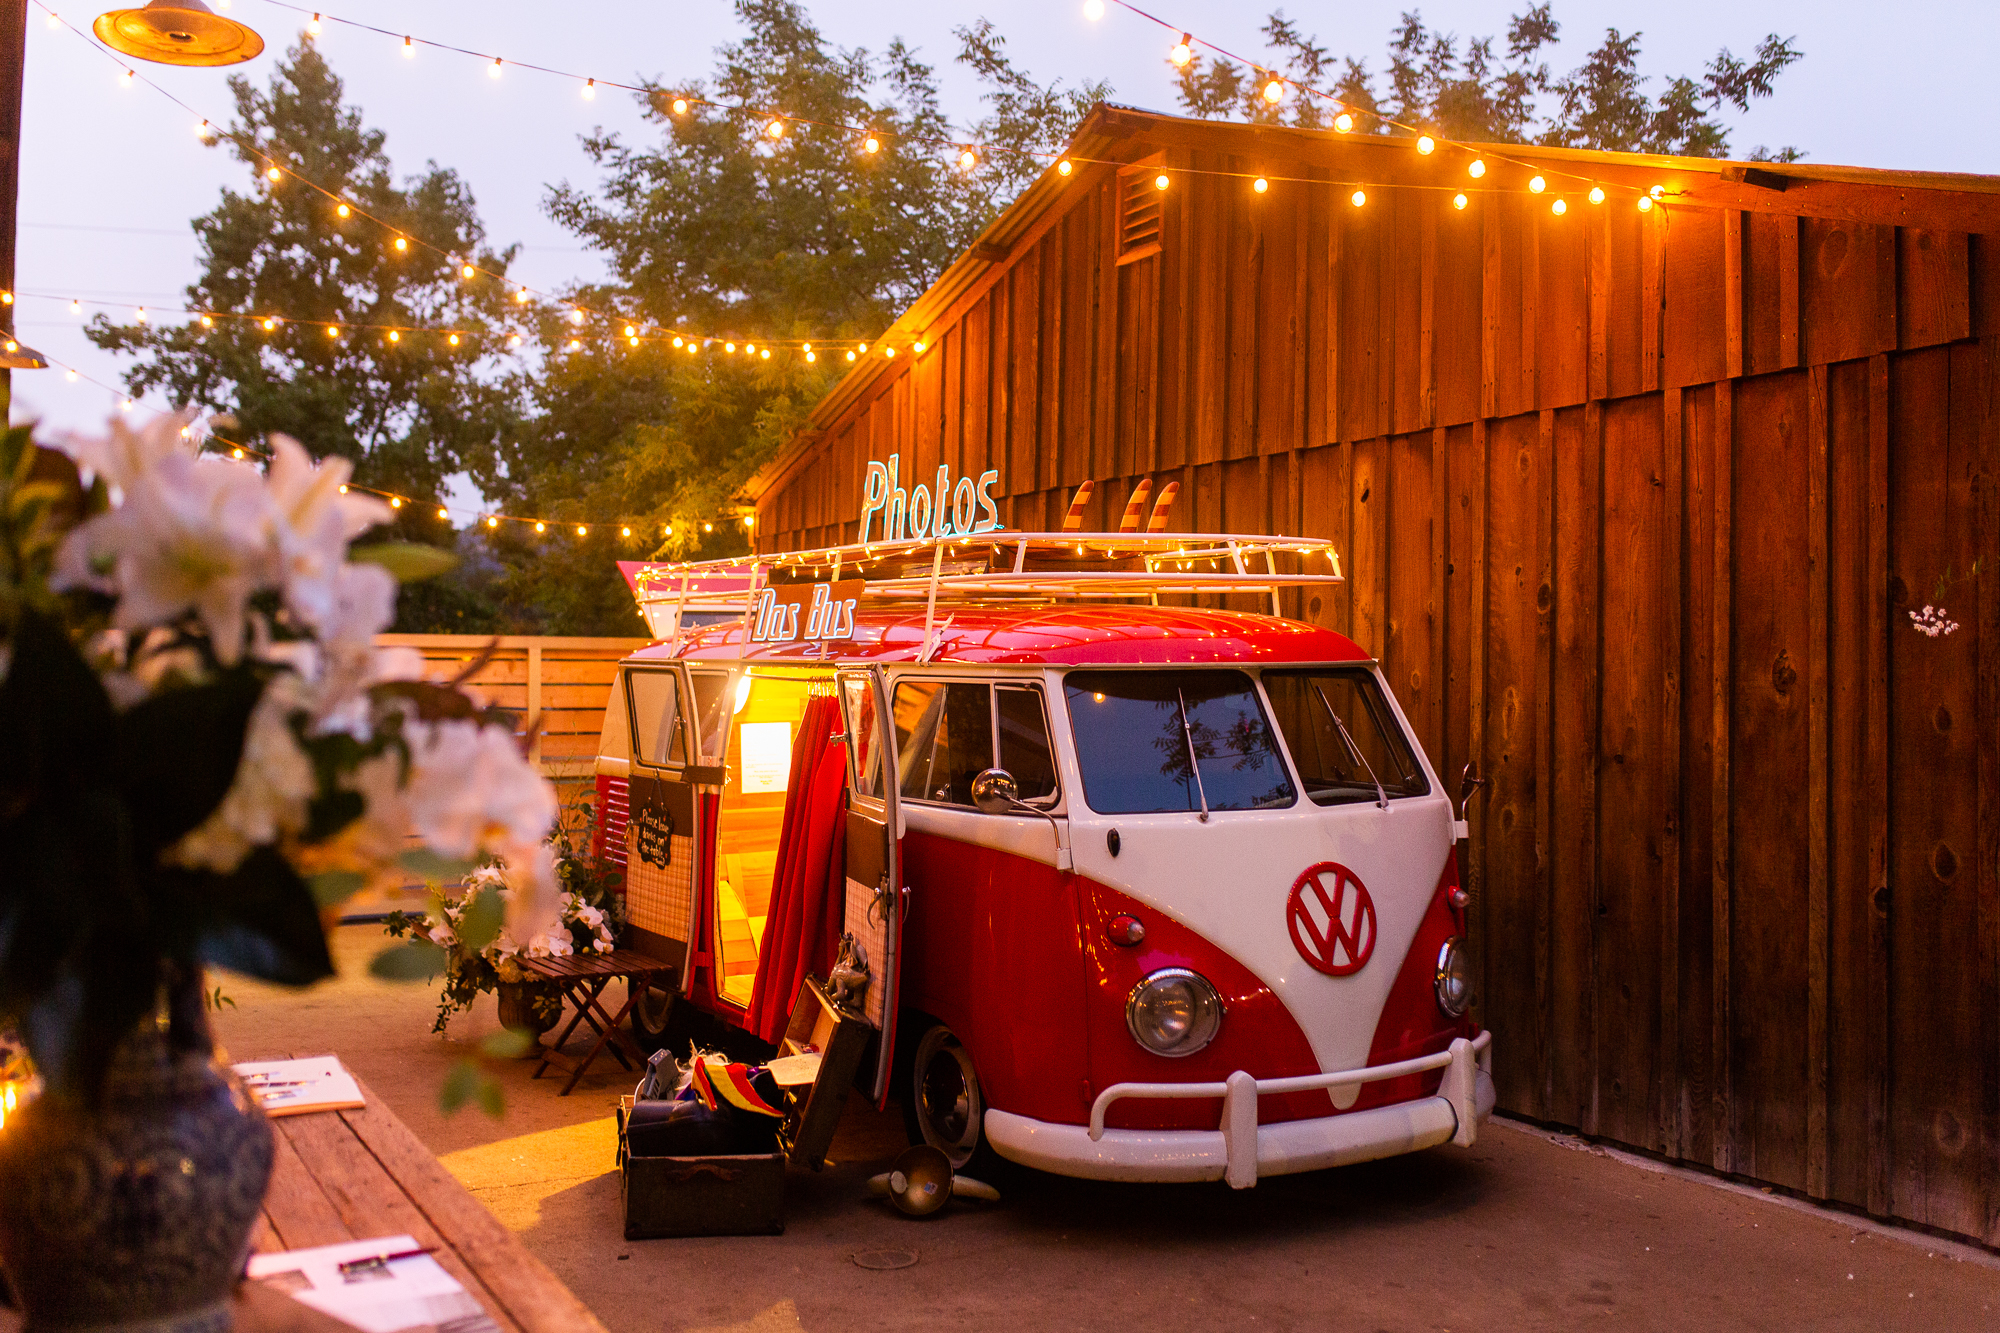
xmin=1118 ymin=168 xmax=1163 ymax=264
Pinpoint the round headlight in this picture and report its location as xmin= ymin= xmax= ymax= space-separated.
xmin=1435 ymin=937 xmax=1473 ymax=1017
xmin=1126 ymin=968 xmax=1223 ymax=1057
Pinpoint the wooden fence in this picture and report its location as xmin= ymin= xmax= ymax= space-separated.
xmin=345 ymin=634 xmax=648 ymax=917
xmin=747 ymin=106 xmax=2000 ymax=1247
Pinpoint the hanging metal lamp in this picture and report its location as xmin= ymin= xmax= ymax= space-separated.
xmin=0 ymin=340 xmax=48 ymax=370
xmin=92 ymin=0 xmax=264 ymax=67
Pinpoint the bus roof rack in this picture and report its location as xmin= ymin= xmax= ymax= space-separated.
xmin=632 ymin=531 xmax=1339 ymax=603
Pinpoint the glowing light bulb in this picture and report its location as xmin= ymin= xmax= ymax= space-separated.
xmin=1154 ymin=172 xmax=1169 ymax=191
xmin=1057 ymin=159 xmax=1073 ymax=176
xmin=487 ymin=516 xmax=498 ymax=528
xmin=958 ymin=148 xmax=977 ymax=171
xmin=120 ymin=68 xmax=134 ymax=87
xmin=388 ymin=330 xmax=400 ymax=342
xmin=744 ymin=515 xmax=755 ymax=529
xmin=65 ymin=369 xmax=77 ymax=382
xmin=462 ymin=263 xmax=475 ymax=279
xmin=1452 ymin=192 xmax=1468 ymax=210
xmin=1469 ymin=159 xmax=1486 ymax=179
xmin=195 ymin=118 xmax=210 ymax=138
xmin=1528 ymin=175 xmax=1546 ymax=194
xmin=761 ymin=348 xmax=771 ymax=359
xmin=1589 ymin=185 xmax=1606 ymax=205
xmin=806 ymin=350 xmax=816 ymax=362
xmin=1651 ymin=185 xmax=1665 ymax=198
xmin=307 ymin=13 xmax=320 ymax=34
xmin=261 ymin=317 xmax=276 ymax=331
xmin=437 ymin=506 xmax=449 ymax=519
xmin=583 ymin=79 xmax=596 ymax=100
xmin=1637 ymin=196 xmax=1655 ymax=213
xmin=884 ymin=346 xmax=896 ymax=359
xmin=672 ymin=335 xmax=684 ymax=347
xmin=724 ymin=341 xmax=735 ymax=353
xmin=859 ymin=343 xmax=869 ymax=353
xmin=448 ymin=333 xmax=460 ymax=346
xmin=846 ymin=350 xmax=857 ymax=361
xmin=489 ymin=58 xmax=502 ymax=78
xmin=1551 ymin=198 xmax=1567 ymax=216
xmin=121 ymin=398 xmax=134 ymax=412
xmin=200 ymin=314 xmax=213 ymax=328
xmin=393 ymin=236 xmax=408 ymax=251
xmin=514 ymin=287 xmax=529 ymax=303
xmin=1082 ymin=0 xmax=1104 ymax=18
xmin=1334 ymin=112 xmax=1354 ymax=133
xmin=622 ymin=526 xmax=631 ymax=537
xmin=325 ymin=324 xmax=339 ymax=338
xmin=70 ymin=299 xmax=80 ymax=315
xmin=664 ymin=525 xmax=673 ymax=536
xmin=624 ymin=324 xmax=637 ymax=338
xmin=577 ymin=525 xmax=587 ymax=536
xmin=913 ymin=341 xmax=927 ymax=354
xmin=231 ymin=447 xmax=243 ymax=458
xmin=766 ymin=119 xmax=785 ymax=139
xmin=1170 ymin=34 xmax=1193 ymax=67
xmin=864 ymin=135 xmax=880 ymax=154
xmin=1417 ymin=135 xmax=1436 ymax=155
xmin=1253 ymin=177 xmax=1269 ymax=194
xmin=390 ymin=497 xmax=403 ymax=509
xmin=1262 ymin=78 xmax=1284 ymax=104
xmin=1350 ymin=189 xmax=1366 ymax=207
xmin=535 ymin=521 xmax=545 ymax=533
xmin=704 ymin=521 xmax=714 ymax=533
xmin=265 ymin=165 xmax=281 ymax=181
xmin=339 ymin=484 xmax=348 ymax=494
xmin=402 ymin=35 xmax=413 ymax=56
xmin=567 ymin=339 xmax=581 ymax=351
xmin=803 ymin=342 xmax=811 ymax=352
xmin=336 ymin=202 xmax=350 ymax=218
xmin=45 ymin=11 xmax=57 ymax=27
xmin=671 ymin=97 xmax=689 ymax=116
xmin=509 ymin=334 xmax=523 ymax=348
xmin=745 ymin=343 xmax=756 ymax=355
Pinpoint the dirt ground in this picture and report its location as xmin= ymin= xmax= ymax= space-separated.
xmin=213 ymin=925 xmax=2000 ymax=1332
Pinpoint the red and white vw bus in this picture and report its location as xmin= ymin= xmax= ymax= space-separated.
xmin=592 ymin=527 xmax=1492 ymax=1188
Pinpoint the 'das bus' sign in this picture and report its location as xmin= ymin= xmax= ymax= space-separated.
xmin=747 ymin=579 xmax=863 ymax=644
xmin=860 ymin=454 xmax=1001 ymax=544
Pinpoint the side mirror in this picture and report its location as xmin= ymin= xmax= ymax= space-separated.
xmin=971 ymin=768 xmax=1020 ymax=816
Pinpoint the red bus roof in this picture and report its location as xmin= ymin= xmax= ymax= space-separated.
xmin=627 ymin=604 xmax=1371 ymax=668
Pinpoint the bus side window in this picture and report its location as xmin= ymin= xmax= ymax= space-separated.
xmin=893 ymin=681 xmax=993 ymax=806
xmin=626 ymin=670 xmax=686 ymax=767
xmin=996 ymin=685 xmax=1058 ymax=804
xmin=690 ymin=671 xmax=732 ymax=764
xmin=842 ymin=674 xmax=886 ymax=800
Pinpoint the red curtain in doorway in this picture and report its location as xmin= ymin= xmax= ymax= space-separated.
xmin=747 ymin=693 xmax=849 ymax=1044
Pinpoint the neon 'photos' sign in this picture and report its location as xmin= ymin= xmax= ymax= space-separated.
xmin=859 ymin=455 xmax=1002 ymax=544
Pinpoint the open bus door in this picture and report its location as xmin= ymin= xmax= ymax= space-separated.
xmin=836 ymin=667 xmax=904 ymax=1106
xmin=620 ymin=661 xmax=716 ymax=1031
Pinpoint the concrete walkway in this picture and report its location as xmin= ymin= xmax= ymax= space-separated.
xmin=214 ymin=926 xmax=2000 ymax=1332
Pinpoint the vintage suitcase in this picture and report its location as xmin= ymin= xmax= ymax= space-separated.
xmin=617 ymin=975 xmax=871 ymax=1239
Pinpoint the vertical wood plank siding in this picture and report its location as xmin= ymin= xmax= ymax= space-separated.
xmin=753 ymin=138 xmax=2000 ymax=1247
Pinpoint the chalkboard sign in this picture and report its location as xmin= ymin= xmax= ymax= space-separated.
xmin=633 ymin=801 xmax=673 ymax=868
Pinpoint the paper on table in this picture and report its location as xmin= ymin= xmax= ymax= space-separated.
xmin=231 ymin=1056 xmax=365 ymax=1118
xmin=246 ymin=1234 xmax=497 ymax=1333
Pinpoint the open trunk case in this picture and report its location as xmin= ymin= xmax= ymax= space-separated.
xmin=618 ymin=976 xmax=873 ymax=1239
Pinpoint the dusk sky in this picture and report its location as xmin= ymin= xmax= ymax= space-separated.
xmin=15 ymin=0 xmax=1997 ymax=466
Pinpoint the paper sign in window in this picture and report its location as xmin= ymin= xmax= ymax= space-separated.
xmin=739 ymin=722 xmax=793 ymax=794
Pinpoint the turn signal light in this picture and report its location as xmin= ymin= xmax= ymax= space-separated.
xmin=1107 ymin=914 xmax=1146 ymax=947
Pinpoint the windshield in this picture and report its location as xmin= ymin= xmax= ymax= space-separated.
xmin=1064 ymin=670 xmax=1295 ymax=815
xmin=1261 ymin=669 xmax=1430 ymax=804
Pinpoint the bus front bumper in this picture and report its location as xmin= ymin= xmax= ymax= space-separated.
xmin=984 ymin=1032 xmax=1494 ymax=1189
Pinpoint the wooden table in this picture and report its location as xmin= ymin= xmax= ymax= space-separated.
xmin=522 ymin=949 xmax=673 ymax=1096
xmin=2 ymin=1071 xmax=610 ymax=1333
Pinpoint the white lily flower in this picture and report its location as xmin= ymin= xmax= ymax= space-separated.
xmin=170 ymin=672 xmax=316 ymax=873
xmin=264 ymin=434 xmax=392 ymax=634
xmin=403 ymin=719 xmax=556 ymax=862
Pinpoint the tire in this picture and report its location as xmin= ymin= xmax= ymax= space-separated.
xmin=627 ymin=977 xmax=677 ymax=1054
xmin=901 ymin=1023 xmax=990 ymax=1172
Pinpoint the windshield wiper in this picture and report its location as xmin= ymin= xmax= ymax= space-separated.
xmin=1312 ymin=683 xmax=1387 ymax=810
xmin=1176 ymin=687 xmax=1212 ymax=823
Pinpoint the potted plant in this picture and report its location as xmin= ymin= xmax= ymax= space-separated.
xmin=0 ymin=415 xmax=564 ymax=1333
xmin=383 ymin=812 xmax=627 ymax=1043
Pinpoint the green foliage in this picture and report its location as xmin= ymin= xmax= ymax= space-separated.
xmin=496 ymin=0 xmax=1099 ymax=631
xmin=1174 ymin=6 xmax=1804 ymax=160
xmin=86 ymin=40 xmax=522 ymax=508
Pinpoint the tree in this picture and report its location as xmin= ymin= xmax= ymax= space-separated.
xmin=1173 ymin=6 xmax=1803 ymax=160
xmin=493 ymin=0 xmax=1102 ymax=633
xmin=88 ymin=40 xmax=524 ymax=508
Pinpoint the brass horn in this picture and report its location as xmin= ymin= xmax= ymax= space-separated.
xmin=865 ymin=1145 xmax=1001 ymax=1216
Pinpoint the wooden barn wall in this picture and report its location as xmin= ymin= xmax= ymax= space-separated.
xmin=756 ymin=154 xmax=2000 ymax=1247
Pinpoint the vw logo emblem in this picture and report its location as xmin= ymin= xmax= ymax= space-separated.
xmin=1286 ymin=862 xmax=1376 ymax=976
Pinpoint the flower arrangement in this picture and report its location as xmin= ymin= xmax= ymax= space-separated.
xmin=383 ymin=799 xmax=627 ymax=1033
xmin=0 ymin=413 xmax=563 ymax=1099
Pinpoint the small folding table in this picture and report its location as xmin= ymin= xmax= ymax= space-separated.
xmin=520 ymin=949 xmax=675 ymax=1095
